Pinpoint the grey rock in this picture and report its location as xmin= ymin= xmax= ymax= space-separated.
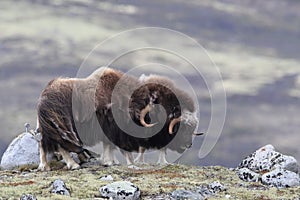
xmin=0 ymin=132 xmax=39 ymax=170
xmin=100 ymin=181 xmax=140 ymax=200
xmin=171 ymin=189 xmax=204 ymax=200
xmin=197 ymin=186 xmax=213 ymax=197
xmin=197 ymin=181 xmax=226 ymax=197
xmin=238 ymin=145 xmax=299 ymax=174
xmin=261 ymin=169 xmax=300 ymax=188
xmin=237 ymin=144 xmax=300 ymax=188
xmin=51 ymin=179 xmax=70 ymax=196
xmin=20 ymin=194 xmax=37 ymax=200
xmin=171 ymin=182 xmax=225 ymax=200
xmin=100 ymin=175 xmax=114 ymax=181
xmin=208 ymin=181 xmax=226 ymax=193
xmin=238 ymin=144 xmax=281 ymax=172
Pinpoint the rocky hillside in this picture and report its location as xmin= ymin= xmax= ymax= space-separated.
xmin=0 ymin=164 xmax=299 ymax=200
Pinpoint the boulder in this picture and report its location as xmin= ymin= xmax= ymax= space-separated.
xmin=237 ymin=144 xmax=300 ymax=188
xmin=100 ymin=181 xmax=140 ymax=200
xmin=0 ymin=132 xmax=39 ymax=170
xmin=51 ymin=179 xmax=70 ymax=196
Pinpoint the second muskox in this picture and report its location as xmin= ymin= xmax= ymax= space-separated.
xmin=134 ymin=75 xmax=202 ymax=164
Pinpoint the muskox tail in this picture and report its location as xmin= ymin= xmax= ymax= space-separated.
xmin=38 ymin=106 xmax=84 ymax=155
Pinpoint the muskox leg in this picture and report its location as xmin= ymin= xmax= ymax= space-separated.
xmin=101 ymin=143 xmax=116 ymax=166
xmin=157 ymin=147 xmax=169 ymax=165
xmin=58 ymin=146 xmax=80 ymax=170
xmin=120 ymin=150 xmax=134 ymax=165
xmin=134 ymin=147 xmax=146 ymax=163
xmin=38 ymin=141 xmax=51 ymax=171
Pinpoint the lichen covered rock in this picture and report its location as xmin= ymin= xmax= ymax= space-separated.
xmin=100 ymin=181 xmax=140 ymax=200
xmin=237 ymin=144 xmax=300 ymax=188
xmin=171 ymin=189 xmax=204 ymax=200
xmin=20 ymin=194 xmax=37 ymax=200
xmin=51 ymin=179 xmax=70 ymax=196
xmin=171 ymin=181 xmax=226 ymax=200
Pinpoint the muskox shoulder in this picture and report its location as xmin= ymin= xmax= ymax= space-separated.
xmin=143 ymin=75 xmax=176 ymax=89
xmin=141 ymin=74 xmax=196 ymax=112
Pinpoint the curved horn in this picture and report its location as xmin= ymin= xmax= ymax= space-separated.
xmin=169 ymin=117 xmax=182 ymax=134
xmin=140 ymin=104 xmax=156 ymax=127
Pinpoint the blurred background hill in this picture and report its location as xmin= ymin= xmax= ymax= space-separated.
xmin=1 ymin=0 xmax=300 ymax=167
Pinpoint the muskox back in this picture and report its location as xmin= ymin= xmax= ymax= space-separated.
xmin=94 ymin=69 xmax=150 ymax=152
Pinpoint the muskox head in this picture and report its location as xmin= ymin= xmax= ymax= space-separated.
xmin=137 ymin=75 xmax=201 ymax=153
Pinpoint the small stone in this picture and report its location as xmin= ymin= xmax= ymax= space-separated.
xmin=0 ymin=133 xmax=40 ymax=170
xmin=225 ymin=194 xmax=231 ymax=199
xmin=261 ymin=169 xmax=300 ymax=188
xmin=100 ymin=175 xmax=114 ymax=181
xmin=171 ymin=189 xmax=204 ymax=200
xmin=209 ymin=181 xmax=226 ymax=193
xmin=24 ymin=123 xmax=30 ymax=133
xmin=237 ymin=168 xmax=260 ymax=182
xmin=51 ymin=179 xmax=70 ymax=196
xmin=20 ymin=194 xmax=37 ymax=200
xmin=100 ymin=181 xmax=140 ymax=200
xmin=197 ymin=186 xmax=213 ymax=197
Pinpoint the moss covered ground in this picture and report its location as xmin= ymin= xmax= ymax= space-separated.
xmin=0 ymin=163 xmax=299 ymax=199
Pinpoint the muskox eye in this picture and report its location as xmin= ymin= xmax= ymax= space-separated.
xmin=171 ymin=107 xmax=181 ymax=118
xmin=172 ymin=106 xmax=179 ymax=112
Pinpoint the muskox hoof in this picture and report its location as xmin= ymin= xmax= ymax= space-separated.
xmin=134 ymin=157 xmax=145 ymax=164
xmin=102 ymin=157 xmax=120 ymax=166
xmin=37 ymin=163 xmax=51 ymax=171
xmin=156 ymin=160 xmax=169 ymax=165
xmin=102 ymin=161 xmax=114 ymax=167
xmin=66 ymin=162 xmax=80 ymax=170
xmin=102 ymin=160 xmax=121 ymax=167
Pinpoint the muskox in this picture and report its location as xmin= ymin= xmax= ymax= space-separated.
xmin=134 ymin=75 xmax=202 ymax=164
xmin=36 ymin=67 xmax=151 ymax=170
